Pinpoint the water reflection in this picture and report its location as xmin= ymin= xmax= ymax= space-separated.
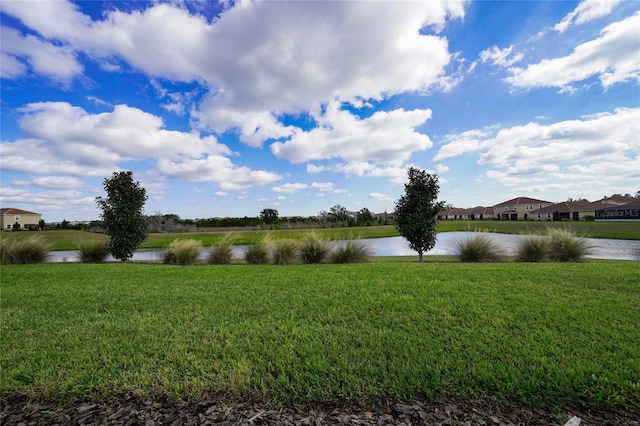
xmin=46 ymin=232 xmax=640 ymax=262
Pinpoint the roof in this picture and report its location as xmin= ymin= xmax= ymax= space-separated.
xmin=493 ymin=197 xmax=553 ymax=207
xmin=598 ymin=195 xmax=638 ymax=205
xmin=468 ymin=206 xmax=493 ymax=215
xmin=0 ymin=208 xmax=41 ymax=215
xmin=596 ymin=199 xmax=640 ymax=210
xmin=534 ymin=201 xmax=599 ymax=214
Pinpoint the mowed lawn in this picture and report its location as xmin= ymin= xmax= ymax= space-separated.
xmin=1 ymin=262 xmax=639 ymax=410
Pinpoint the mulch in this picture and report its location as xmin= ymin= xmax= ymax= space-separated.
xmin=2 ymin=396 xmax=639 ymax=426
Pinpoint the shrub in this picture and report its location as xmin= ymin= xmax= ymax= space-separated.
xmin=271 ymin=240 xmax=299 ymax=265
xmin=329 ymin=240 xmax=371 ymax=264
xmin=244 ymin=236 xmax=272 ymax=265
xmin=208 ymin=234 xmax=235 ymax=265
xmin=515 ymin=235 xmax=549 ymax=262
xmin=163 ymin=239 xmax=202 ymax=265
xmin=547 ymin=228 xmax=592 ymax=262
xmin=76 ymin=239 xmax=109 ymax=263
xmin=0 ymin=235 xmax=48 ymax=265
xmin=298 ymin=232 xmax=332 ymax=264
xmin=454 ymin=233 xmax=503 ymax=262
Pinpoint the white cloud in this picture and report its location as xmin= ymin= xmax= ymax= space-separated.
xmin=271 ymin=102 xmax=433 ymax=167
xmin=271 ymin=182 xmax=308 ymax=194
xmin=1 ymin=102 xmax=281 ymax=190
xmin=440 ymin=108 xmax=639 ymax=194
xmin=507 ymin=12 xmax=640 ymax=90
xmin=369 ymin=193 xmax=395 ymax=203
xmin=311 ymin=182 xmax=334 ymax=192
xmin=554 ymin=0 xmax=621 ymax=33
xmin=31 ymin=176 xmax=84 ymax=189
xmin=2 ymin=0 xmax=464 ymax=146
xmin=0 ymin=26 xmax=83 ymax=82
xmin=435 ymin=164 xmax=450 ymax=173
xmin=479 ymin=45 xmax=523 ymax=67
xmin=306 ymin=164 xmax=326 ymax=174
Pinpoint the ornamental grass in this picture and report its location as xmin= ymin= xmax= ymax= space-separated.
xmin=454 ymin=233 xmax=503 ymax=263
xmin=0 ymin=235 xmax=49 ymax=265
xmin=163 ymin=239 xmax=203 ymax=266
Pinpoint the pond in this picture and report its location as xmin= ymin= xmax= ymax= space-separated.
xmin=46 ymin=232 xmax=640 ymax=262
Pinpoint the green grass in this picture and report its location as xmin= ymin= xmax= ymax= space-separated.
xmin=1 ymin=262 xmax=639 ymax=410
xmin=453 ymin=234 xmax=504 ymax=263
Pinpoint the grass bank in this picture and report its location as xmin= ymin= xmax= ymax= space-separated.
xmin=2 ymin=262 xmax=639 ymax=410
xmin=2 ymin=220 xmax=638 ymax=250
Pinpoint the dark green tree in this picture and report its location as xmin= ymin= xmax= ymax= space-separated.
xmin=356 ymin=207 xmax=374 ymax=226
xmin=329 ymin=204 xmax=349 ymax=222
xmin=260 ymin=208 xmax=279 ymax=225
xmin=96 ymin=171 xmax=148 ymax=261
xmin=393 ymin=167 xmax=445 ymax=262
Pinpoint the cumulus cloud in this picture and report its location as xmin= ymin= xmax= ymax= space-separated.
xmin=2 ymin=0 xmax=464 ymax=146
xmin=1 ymin=102 xmax=281 ymax=190
xmin=271 ymin=182 xmax=308 ymax=194
xmin=439 ymin=107 xmax=639 ymax=192
xmin=369 ymin=193 xmax=395 ymax=203
xmin=554 ymin=0 xmax=621 ymax=33
xmin=507 ymin=12 xmax=640 ymax=90
xmin=271 ymin=102 xmax=433 ymax=167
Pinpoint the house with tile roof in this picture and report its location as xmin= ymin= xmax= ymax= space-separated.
xmin=532 ymin=201 xmax=600 ymax=221
xmin=493 ymin=197 xmax=553 ymax=221
xmin=0 ymin=208 xmax=42 ymax=230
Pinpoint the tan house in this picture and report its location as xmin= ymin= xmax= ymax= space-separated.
xmin=493 ymin=197 xmax=553 ymax=221
xmin=0 ymin=208 xmax=42 ymax=230
xmin=532 ymin=201 xmax=600 ymax=221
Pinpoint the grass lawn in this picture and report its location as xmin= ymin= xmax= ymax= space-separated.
xmin=1 ymin=262 xmax=639 ymax=410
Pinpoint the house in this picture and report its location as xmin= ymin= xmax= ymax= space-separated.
xmin=493 ymin=197 xmax=553 ymax=221
xmin=468 ymin=206 xmax=495 ymax=220
xmin=439 ymin=207 xmax=469 ymax=220
xmin=532 ymin=201 xmax=600 ymax=221
xmin=0 ymin=208 xmax=43 ymax=230
xmin=595 ymin=199 xmax=640 ymax=221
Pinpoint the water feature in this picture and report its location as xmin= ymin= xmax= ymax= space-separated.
xmin=46 ymin=232 xmax=640 ymax=262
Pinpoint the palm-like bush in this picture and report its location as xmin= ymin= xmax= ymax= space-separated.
xmin=329 ymin=240 xmax=371 ymax=263
xmin=0 ymin=235 xmax=49 ymax=265
xmin=76 ymin=239 xmax=109 ymax=263
xmin=208 ymin=234 xmax=235 ymax=265
xmin=271 ymin=240 xmax=299 ymax=265
xmin=547 ymin=228 xmax=592 ymax=262
xmin=163 ymin=239 xmax=202 ymax=265
xmin=299 ymin=232 xmax=332 ymax=264
xmin=454 ymin=233 xmax=503 ymax=263
xmin=515 ymin=235 xmax=549 ymax=262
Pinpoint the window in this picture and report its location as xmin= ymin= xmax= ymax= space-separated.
xmin=14 ymin=215 xmax=20 ymax=221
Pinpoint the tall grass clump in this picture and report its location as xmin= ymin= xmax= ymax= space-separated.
xmin=454 ymin=233 xmax=503 ymax=262
xmin=271 ymin=240 xmax=299 ymax=265
xmin=76 ymin=239 xmax=109 ymax=263
xmin=547 ymin=228 xmax=592 ymax=262
xmin=244 ymin=235 xmax=272 ymax=264
xmin=515 ymin=235 xmax=549 ymax=262
xmin=0 ymin=235 xmax=48 ymax=265
xmin=329 ymin=240 xmax=371 ymax=263
xmin=207 ymin=233 xmax=235 ymax=265
xmin=298 ymin=232 xmax=332 ymax=264
xmin=163 ymin=239 xmax=202 ymax=265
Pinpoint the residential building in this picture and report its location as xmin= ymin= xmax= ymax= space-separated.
xmin=468 ymin=206 xmax=495 ymax=220
xmin=493 ymin=197 xmax=553 ymax=221
xmin=532 ymin=201 xmax=600 ymax=221
xmin=0 ymin=208 xmax=42 ymax=230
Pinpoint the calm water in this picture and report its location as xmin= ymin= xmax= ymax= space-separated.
xmin=47 ymin=232 xmax=640 ymax=262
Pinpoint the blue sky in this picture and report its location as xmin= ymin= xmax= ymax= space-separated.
xmin=1 ymin=0 xmax=638 ymax=222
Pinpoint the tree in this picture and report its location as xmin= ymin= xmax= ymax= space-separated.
xmin=96 ymin=171 xmax=148 ymax=261
xmin=393 ymin=167 xmax=445 ymax=262
xmin=356 ymin=207 xmax=373 ymax=226
xmin=260 ymin=208 xmax=279 ymax=225
xmin=329 ymin=204 xmax=349 ymax=222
